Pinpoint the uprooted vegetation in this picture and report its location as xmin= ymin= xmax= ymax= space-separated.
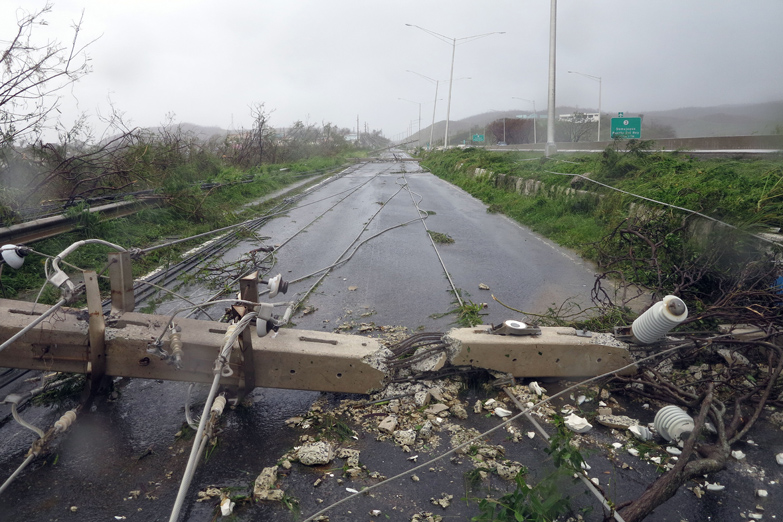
xmin=419 ymin=144 xmax=783 ymax=521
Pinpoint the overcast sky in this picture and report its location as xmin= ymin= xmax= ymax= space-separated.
xmin=3 ymin=0 xmax=782 ymax=141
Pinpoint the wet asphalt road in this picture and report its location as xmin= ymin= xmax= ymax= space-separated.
xmin=5 ymin=152 xmax=777 ymax=521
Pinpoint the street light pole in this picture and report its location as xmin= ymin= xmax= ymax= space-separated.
xmin=568 ymin=70 xmax=602 ymax=142
xmin=407 ymin=70 xmax=470 ymax=150
xmin=398 ymin=98 xmax=422 ymax=148
xmin=406 ymin=24 xmax=504 ymax=148
xmin=512 ymin=97 xmax=538 ymax=144
xmin=546 ymin=0 xmax=557 ymax=156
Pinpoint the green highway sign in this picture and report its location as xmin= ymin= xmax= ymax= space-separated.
xmin=472 ymin=134 xmax=485 ymax=142
xmin=610 ymin=117 xmax=642 ymax=139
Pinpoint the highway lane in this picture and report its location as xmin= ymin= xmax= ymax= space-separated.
xmin=215 ymin=150 xmax=600 ymax=332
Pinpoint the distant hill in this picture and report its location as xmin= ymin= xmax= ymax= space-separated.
xmin=639 ymin=101 xmax=783 ymax=138
xmin=406 ymin=101 xmax=783 ymax=144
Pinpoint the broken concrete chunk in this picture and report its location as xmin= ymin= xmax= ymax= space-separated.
xmin=414 ymin=391 xmax=432 ymax=407
xmin=595 ymin=414 xmax=638 ymax=430
xmin=425 ymin=403 xmax=449 ymax=416
xmin=296 ymin=441 xmax=334 ymax=466
xmin=337 ymin=448 xmax=360 ymax=468
xmin=495 ymin=462 xmax=523 ymax=480
xmin=418 ymin=420 xmax=434 ymax=440
xmin=254 ymin=466 xmax=285 ymax=501
xmin=431 ymin=493 xmax=453 ymax=509
xmin=378 ymin=415 xmax=398 ymax=434
xmin=473 ymin=400 xmax=483 ymax=414
xmin=394 ymin=429 xmax=417 ymax=446
xmin=450 ymin=403 xmax=468 ymax=419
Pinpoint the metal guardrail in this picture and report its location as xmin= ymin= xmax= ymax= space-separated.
xmin=0 ymin=197 xmax=164 ymax=245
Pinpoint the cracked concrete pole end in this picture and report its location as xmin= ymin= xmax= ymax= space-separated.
xmin=444 ymin=326 xmax=636 ymax=378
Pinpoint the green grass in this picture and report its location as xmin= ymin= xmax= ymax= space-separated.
xmin=422 ymin=144 xmax=783 ymax=231
xmin=428 ymin=230 xmax=455 ymax=244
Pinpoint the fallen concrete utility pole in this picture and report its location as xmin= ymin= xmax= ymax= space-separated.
xmin=0 ymin=249 xmax=637 ymax=395
xmin=0 ymin=298 xmax=636 ymax=396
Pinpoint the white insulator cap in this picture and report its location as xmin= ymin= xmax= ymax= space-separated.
xmin=1 ymin=245 xmax=26 ymax=269
xmin=631 ymin=295 xmax=688 ymax=344
xmin=211 ymin=395 xmax=227 ymax=416
xmin=54 ymin=410 xmax=77 ymax=432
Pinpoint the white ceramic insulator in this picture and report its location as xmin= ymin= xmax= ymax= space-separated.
xmin=211 ymin=395 xmax=227 ymax=416
xmin=170 ymin=331 xmax=183 ymax=357
xmin=1 ymin=245 xmax=25 ymax=269
xmin=54 ymin=410 xmax=77 ymax=432
xmin=654 ymin=405 xmax=694 ymax=442
xmin=631 ymin=295 xmax=688 ymax=344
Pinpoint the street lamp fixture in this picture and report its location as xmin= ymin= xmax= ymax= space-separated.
xmin=512 ymin=97 xmax=538 ymax=144
xmin=568 ymin=70 xmax=602 ymax=142
xmin=406 ymin=24 xmax=504 ymax=148
xmin=407 ymin=70 xmax=470 ymax=150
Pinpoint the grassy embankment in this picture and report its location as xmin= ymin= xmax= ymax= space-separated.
xmin=0 ymin=156 xmax=354 ymax=303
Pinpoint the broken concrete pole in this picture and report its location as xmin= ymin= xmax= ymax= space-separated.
xmin=445 ymin=326 xmax=635 ymax=378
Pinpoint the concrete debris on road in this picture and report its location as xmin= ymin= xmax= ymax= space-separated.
xmin=431 ymin=493 xmax=453 ymax=509
xmin=296 ymin=441 xmax=335 ymax=466
xmin=254 ymin=466 xmax=285 ymax=501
